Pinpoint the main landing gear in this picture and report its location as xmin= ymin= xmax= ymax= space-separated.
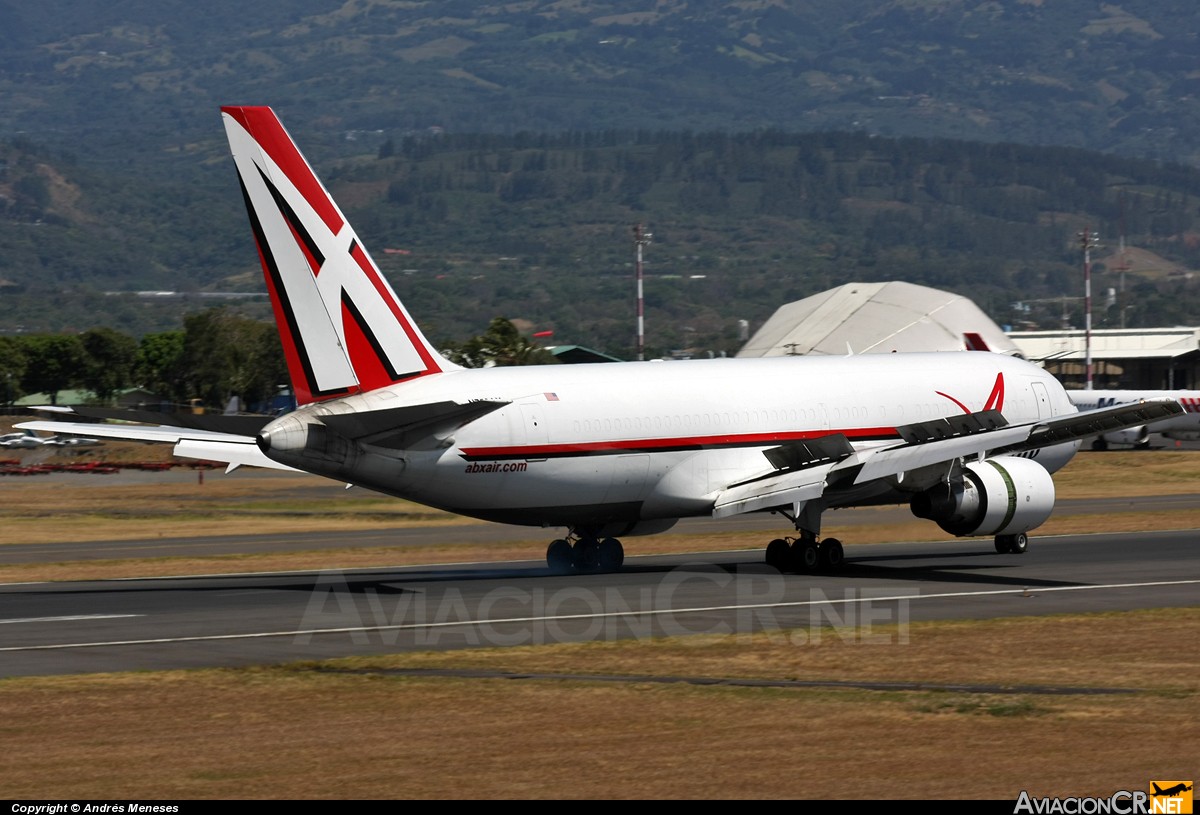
xmin=765 ymin=503 xmax=846 ymax=574
xmin=765 ymin=532 xmax=845 ymax=574
xmin=547 ymin=532 xmax=625 ymax=575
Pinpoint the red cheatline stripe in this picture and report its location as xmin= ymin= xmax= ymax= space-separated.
xmin=461 ymin=426 xmax=898 ymax=461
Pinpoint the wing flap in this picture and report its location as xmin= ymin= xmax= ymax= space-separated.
xmin=762 ymin=433 xmax=855 ymax=471
xmin=712 ymin=465 xmax=832 ymax=518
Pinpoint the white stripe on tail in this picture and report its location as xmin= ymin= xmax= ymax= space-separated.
xmin=221 ymin=106 xmax=453 ymax=405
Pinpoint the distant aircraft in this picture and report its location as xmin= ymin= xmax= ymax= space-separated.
xmin=0 ymin=430 xmax=55 ymax=449
xmin=1068 ymin=390 xmax=1200 ymax=449
xmin=1151 ymin=782 xmax=1193 ymax=797
xmin=0 ymin=429 xmax=101 ymax=449
xmin=19 ymin=106 xmax=1183 ymax=573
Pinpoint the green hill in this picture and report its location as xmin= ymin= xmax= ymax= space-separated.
xmin=2 ymin=128 xmax=1198 ymax=358
xmin=0 ymin=1 xmax=1197 ymax=168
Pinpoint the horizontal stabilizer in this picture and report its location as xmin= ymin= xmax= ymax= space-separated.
xmin=17 ymin=420 xmax=252 ymax=446
xmin=318 ymin=399 xmax=509 ymax=448
xmin=15 ymin=419 xmax=292 ymax=472
xmin=173 ymin=439 xmax=298 ymax=472
xmin=44 ymin=406 xmax=275 ymax=436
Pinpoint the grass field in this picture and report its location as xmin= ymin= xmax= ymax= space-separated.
xmin=0 ymin=447 xmax=1197 ymax=799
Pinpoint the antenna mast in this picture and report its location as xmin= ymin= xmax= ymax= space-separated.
xmin=1115 ymin=194 xmax=1130 ymax=329
xmin=1078 ymin=227 xmax=1101 ymax=390
xmin=633 ymin=224 xmax=652 ymax=361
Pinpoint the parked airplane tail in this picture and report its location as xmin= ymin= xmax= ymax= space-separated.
xmin=963 ymin=332 xmax=991 ymax=352
xmin=221 ymin=106 xmax=454 ymax=405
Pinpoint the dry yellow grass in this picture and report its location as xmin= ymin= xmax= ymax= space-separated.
xmin=1 ymin=449 xmax=1197 ymax=799
xmin=0 ymin=609 xmax=1195 ymax=799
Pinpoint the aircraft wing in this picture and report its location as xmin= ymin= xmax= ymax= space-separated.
xmin=712 ymin=397 xmax=1183 ymax=518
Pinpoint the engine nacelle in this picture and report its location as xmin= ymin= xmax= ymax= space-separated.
xmin=1101 ymin=426 xmax=1150 ymax=446
xmin=910 ymin=455 xmax=1055 ymax=537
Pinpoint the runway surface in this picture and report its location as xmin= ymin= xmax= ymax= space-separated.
xmin=1 ymin=528 xmax=1197 ymax=677
xmin=4 ymin=492 xmax=1200 ymax=564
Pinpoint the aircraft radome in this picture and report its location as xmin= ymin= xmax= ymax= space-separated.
xmin=21 ymin=107 xmax=1184 ymax=574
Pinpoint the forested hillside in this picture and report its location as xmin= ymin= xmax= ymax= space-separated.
xmin=2 ymin=128 xmax=1198 ymax=358
xmin=1 ymin=1 xmax=1196 ymax=167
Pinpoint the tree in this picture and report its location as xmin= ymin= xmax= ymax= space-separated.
xmin=79 ymin=327 xmax=138 ymax=404
xmin=135 ymin=331 xmax=187 ymax=405
xmin=17 ymin=334 xmax=86 ymax=405
xmin=443 ymin=317 xmax=559 ymax=368
xmin=0 ymin=337 xmax=27 ymax=407
xmin=181 ymin=308 xmax=287 ymax=410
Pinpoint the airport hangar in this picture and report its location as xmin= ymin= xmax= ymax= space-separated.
xmin=736 ymin=281 xmax=1200 ymax=392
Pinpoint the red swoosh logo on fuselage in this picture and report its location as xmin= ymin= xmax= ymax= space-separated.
xmin=936 ymin=372 xmax=1004 ymax=414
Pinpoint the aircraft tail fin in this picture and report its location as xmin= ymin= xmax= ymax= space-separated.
xmin=964 ymin=332 xmax=991 ymax=351
xmin=221 ymin=106 xmax=454 ymax=406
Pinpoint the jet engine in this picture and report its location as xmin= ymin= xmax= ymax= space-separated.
xmin=910 ymin=455 xmax=1055 ymax=537
xmin=1100 ymin=426 xmax=1150 ymax=447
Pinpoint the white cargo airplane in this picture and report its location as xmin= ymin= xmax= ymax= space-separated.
xmin=19 ymin=106 xmax=1184 ymax=573
xmin=1068 ymin=389 xmax=1200 ymax=449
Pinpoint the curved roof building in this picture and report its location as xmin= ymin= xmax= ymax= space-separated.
xmin=737 ymin=281 xmax=1020 ymax=358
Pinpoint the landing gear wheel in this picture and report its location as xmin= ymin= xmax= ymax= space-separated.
xmin=547 ymin=539 xmax=572 ymax=574
xmin=571 ymin=537 xmax=601 ymax=573
xmin=598 ymin=537 xmax=624 ymax=572
xmin=994 ymin=532 xmax=1029 ymax=554
xmin=765 ymin=538 xmax=790 ymax=571
xmin=791 ymin=539 xmax=820 ymax=573
xmin=819 ymin=538 xmax=845 ymax=571
xmin=1091 ymin=437 xmax=1108 ymax=451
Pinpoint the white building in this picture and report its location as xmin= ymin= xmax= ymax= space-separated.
xmin=1007 ymin=327 xmax=1200 ymax=390
xmin=737 ymin=281 xmax=1020 ymax=358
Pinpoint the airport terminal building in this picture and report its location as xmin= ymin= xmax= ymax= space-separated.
xmin=1006 ymin=327 xmax=1200 ymax=391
